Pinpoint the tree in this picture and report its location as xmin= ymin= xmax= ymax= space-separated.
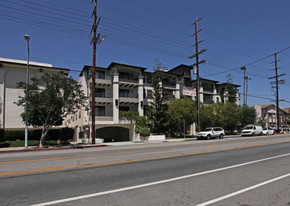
xmin=200 ymin=104 xmax=215 ymax=130
xmin=226 ymin=74 xmax=237 ymax=103
xmin=15 ymin=73 xmax=87 ymax=147
xmin=149 ymin=60 xmax=169 ymax=134
xmin=240 ymin=104 xmax=256 ymax=127
xmin=167 ymin=97 xmax=197 ymax=136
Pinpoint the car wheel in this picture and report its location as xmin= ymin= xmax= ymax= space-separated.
xmin=206 ymin=134 xmax=211 ymax=140
xmin=219 ymin=134 xmax=224 ymax=139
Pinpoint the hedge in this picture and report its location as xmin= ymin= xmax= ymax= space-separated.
xmin=0 ymin=128 xmax=74 ymax=142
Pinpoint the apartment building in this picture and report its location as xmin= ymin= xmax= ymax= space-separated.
xmin=192 ymin=78 xmax=240 ymax=104
xmin=0 ymin=57 xmax=69 ymax=129
xmin=66 ymin=62 xmax=240 ymax=143
xmin=254 ymin=104 xmax=289 ymax=129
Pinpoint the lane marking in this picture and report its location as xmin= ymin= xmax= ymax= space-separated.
xmin=30 ymin=153 xmax=290 ymax=206
xmin=0 ymin=142 xmax=235 ymax=164
xmin=1 ymin=137 xmax=290 ymax=165
xmin=0 ymin=141 xmax=290 ymax=176
xmin=195 ymin=172 xmax=290 ymax=206
xmin=1 ymin=141 xmax=289 ymax=176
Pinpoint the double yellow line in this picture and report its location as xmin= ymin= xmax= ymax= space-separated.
xmin=1 ymin=140 xmax=289 ymax=177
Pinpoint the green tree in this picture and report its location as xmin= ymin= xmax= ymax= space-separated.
xmin=200 ymin=104 xmax=215 ymax=130
xmin=149 ymin=60 xmax=169 ymax=134
xmin=226 ymin=74 xmax=238 ymax=103
xmin=167 ymin=97 xmax=197 ymax=136
xmin=219 ymin=102 xmax=241 ymax=132
xmin=15 ymin=73 xmax=87 ymax=147
xmin=240 ymin=104 xmax=256 ymax=127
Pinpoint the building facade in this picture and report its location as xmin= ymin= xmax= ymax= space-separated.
xmin=0 ymin=57 xmax=69 ymax=129
xmin=254 ymin=104 xmax=289 ymax=129
xmin=65 ymin=62 xmax=240 ymax=143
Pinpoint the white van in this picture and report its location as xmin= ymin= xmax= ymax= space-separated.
xmin=241 ymin=125 xmax=263 ymax=136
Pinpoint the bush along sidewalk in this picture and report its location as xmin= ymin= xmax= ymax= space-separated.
xmin=0 ymin=140 xmax=68 ymax=148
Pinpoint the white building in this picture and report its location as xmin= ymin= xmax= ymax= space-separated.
xmin=0 ymin=57 xmax=69 ymax=129
xmin=65 ymin=62 xmax=240 ymax=143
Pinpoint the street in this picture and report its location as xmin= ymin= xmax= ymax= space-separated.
xmin=1 ymin=135 xmax=290 ymax=206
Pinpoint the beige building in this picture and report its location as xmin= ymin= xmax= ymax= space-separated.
xmin=0 ymin=57 xmax=69 ymax=129
xmin=66 ymin=62 xmax=240 ymax=143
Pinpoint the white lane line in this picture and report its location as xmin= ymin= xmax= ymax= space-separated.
xmin=31 ymin=153 xmax=290 ymax=206
xmin=195 ymin=172 xmax=290 ymax=206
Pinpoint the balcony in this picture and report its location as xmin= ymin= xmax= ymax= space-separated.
xmin=119 ymin=93 xmax=139 ymax=104
xmin=89 ymin=77 xmax=112 ymax=87
xmin=119 ymin=77 xmax=139 ymax=88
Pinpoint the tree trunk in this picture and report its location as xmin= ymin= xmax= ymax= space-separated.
xmin=39 ymin=127 xmax=48 ymax=148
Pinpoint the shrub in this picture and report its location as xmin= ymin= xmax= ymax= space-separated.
xmin=140 ymin=127 xmax=150 ymax=137
xmin=0 ymin=128 xmax=74 ymax=142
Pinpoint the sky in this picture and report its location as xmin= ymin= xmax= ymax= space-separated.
xmin=0 ymin=0 xmax=290 ymax=108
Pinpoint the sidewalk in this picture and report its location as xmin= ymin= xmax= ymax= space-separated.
xmin=0 ymin=135 xmax=242 ymax=154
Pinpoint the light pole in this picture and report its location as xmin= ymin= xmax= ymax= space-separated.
xmin=24 ymin=34 xmax=30 ymax=149
xmin=240 ymin=66 xmax=247 ymax=105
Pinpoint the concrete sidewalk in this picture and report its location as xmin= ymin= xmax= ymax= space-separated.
xmin=0 ymin=135 xmax=243 ymax=154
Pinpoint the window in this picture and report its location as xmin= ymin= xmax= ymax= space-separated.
xmin=95 ymin=88 xmax=105 ymax=97
xmin=96 ymin=71 xmax=105 ymax=79
xmin=147 ymin=90 xmax=153 ymax=99
xmin=120 ymin=89 xmax=129 ymax=97
xmin=79 ymin=111 xmax=81 ymax=119
xmin=96 ymin=106 xmax=105 ymax=116
xmin=119 ymin=72 xmax=130 ymax=80
xmin=120 ymin=106 xmax=130 ymax=111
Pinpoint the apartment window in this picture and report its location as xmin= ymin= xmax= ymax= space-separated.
xmin=79 ymin=111 xmax=81 ymax=119
xmin=147 ymin=90 xmax=153 ymax=99
xmin=119 ymin=72 xmax=130 ymax=80
xmin=146 ymin=74 xmax=152 ymax=84
xmin=95 ymin=88 xmax=105 ymax=97
xmin=120 ymin=89 xmax=129 ymax=97
xmin=120 ymin=106 xmax=130 ymax=111
xmin=96 ymin=106 xmax=105 ymax=116
xmin=96 ymin=71 xmax=105 ymax=79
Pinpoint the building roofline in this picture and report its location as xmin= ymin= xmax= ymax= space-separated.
xmin=218 ymin=82 xmax=241 ymax=87
xmin=169 ymin=64 xmax=193 ymax=72
xmin=108 ymin=62 xmax=147 ymax=71
xmin=0 ymin=57 xmax=69 ymax=72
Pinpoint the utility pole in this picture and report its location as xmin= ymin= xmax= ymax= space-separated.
xmin=269 ymin=52 xmax=285 ymax=131
xmin=240 ymin=66 xmax=247 ymax=105
xmin=245 ymin=75 xmax=251 ymax=105
xmin=90 ymin=0 xmax=101 ymax=144
xmin=189 ymin=17 xmax=206 ymax=132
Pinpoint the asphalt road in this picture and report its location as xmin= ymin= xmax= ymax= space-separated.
xmin=0 ymin=135 xmax=290 ymax=206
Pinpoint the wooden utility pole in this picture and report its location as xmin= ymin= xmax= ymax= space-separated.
xmin=189 ymin=17 xmax=206 ymax=132
xmin=269 ymin=52 xmax=286 ymax=130
xmin=91 ymin=0 xmax=101 ymax=144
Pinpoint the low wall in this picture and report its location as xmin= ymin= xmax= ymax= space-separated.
xmin=148 ymin=134 xmax=165 ymax=141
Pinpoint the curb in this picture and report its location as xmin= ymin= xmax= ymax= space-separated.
xmin=0 ymin=144 xmax=107 ymax=154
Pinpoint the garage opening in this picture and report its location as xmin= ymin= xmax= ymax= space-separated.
xmin=96 ymin=127 xmax=129 ymax=142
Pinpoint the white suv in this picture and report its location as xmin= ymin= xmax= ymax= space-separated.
xmin=197 ymin=127 xmax=225 ymax=140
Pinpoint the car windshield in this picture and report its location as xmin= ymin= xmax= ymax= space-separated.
xmin=245 ymin=126 xmax=253 ymax=129
xmin=204 ymin=128 xmax=212 ymax=131
xmin=263 ymin=128 xmax=267 ymax=130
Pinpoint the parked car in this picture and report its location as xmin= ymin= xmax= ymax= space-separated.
xmin=197 ymin=127 xmax=225 ymax=140
xmin=241 ymin=125 xmax=263 ymax=136
xmin=262 ymin=127 xmax=274 ymax=135
xmin=281 ymin=125 xmax=290 ymax=133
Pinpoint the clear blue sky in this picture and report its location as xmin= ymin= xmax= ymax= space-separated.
xmin=1 ymin=0 xmax=290 ymax=108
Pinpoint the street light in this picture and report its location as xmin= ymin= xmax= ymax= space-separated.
xmin=24 ymin=34 xmax=30 ymax=149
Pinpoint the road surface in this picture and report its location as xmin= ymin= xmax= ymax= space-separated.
xmin=0 ymin=135 xmax=290 ymax=206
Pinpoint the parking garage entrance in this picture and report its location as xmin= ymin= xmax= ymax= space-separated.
xmin=96 ymin=127 xmax=129 ymax=142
